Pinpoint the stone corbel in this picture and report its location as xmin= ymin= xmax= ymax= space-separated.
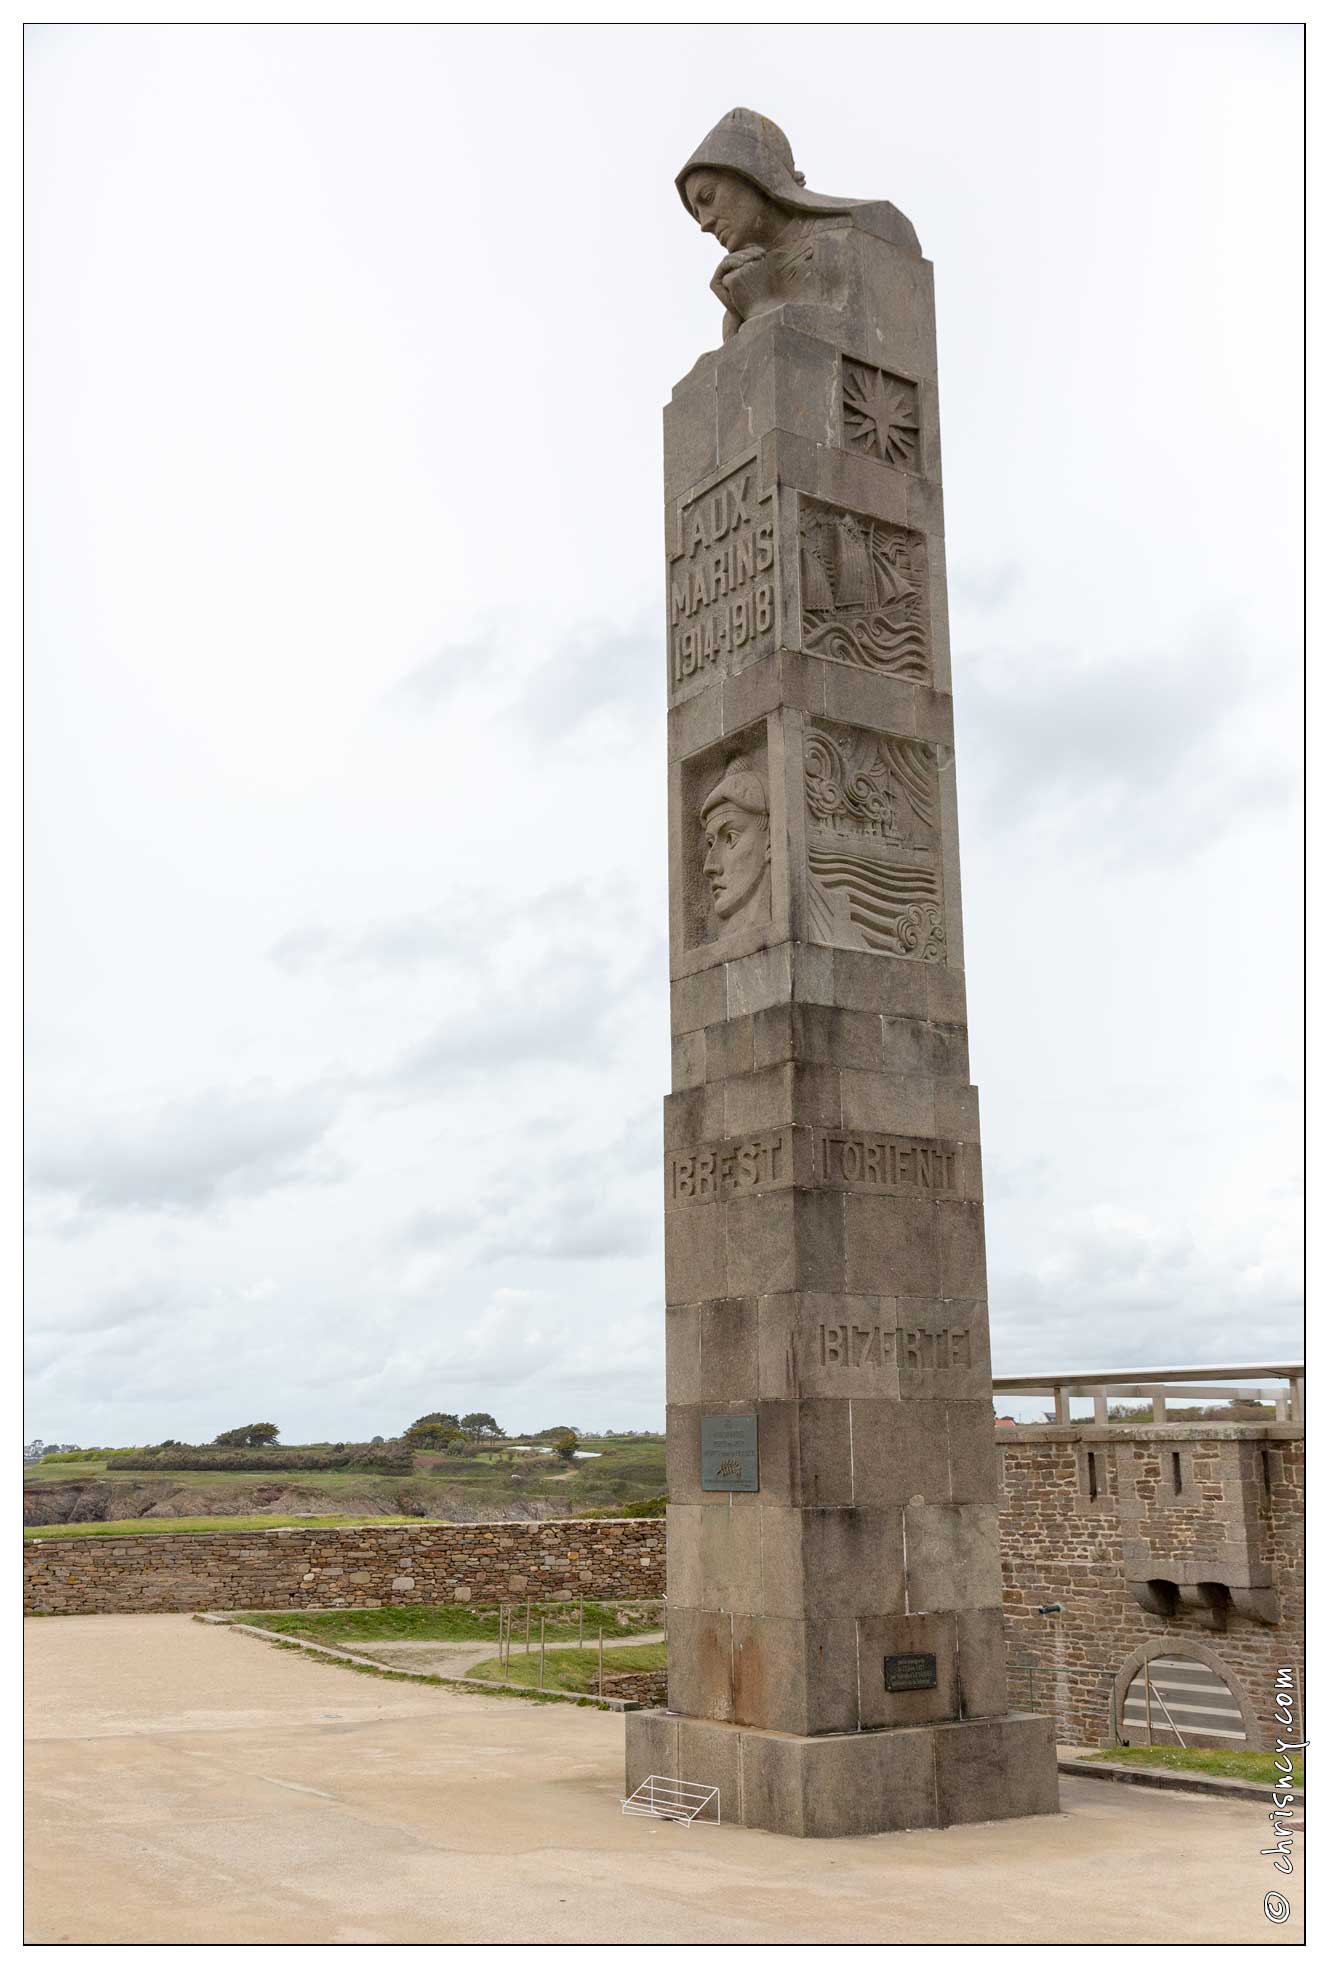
xmin=1227 ymin=1586 xmax=1280 ymax=1626
xmin=1128 ymin=1580 xmax=1178 ymax=1618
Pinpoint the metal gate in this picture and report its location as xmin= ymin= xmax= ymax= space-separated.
xmin=1120 ymin=1655 xmax=1247 ymax=1747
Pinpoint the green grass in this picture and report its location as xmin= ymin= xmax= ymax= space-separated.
xmin=240 ymin=1601 xmax=662 ymax=1649
xmin=467 ymin=1638 xmax=666 ymax=1695
xmin=23 ymin=1513 xmax=427 ymax=1541
xmin=1083 ymin=1745 xmax=1304 ymax=1788
xmin=25 ymin=1466 xmax=421 ymax=1491
xmin=232 ymin=1628 xmax=616 ymax=1708
xmin=23 ymin=1435 xmax=668 ymax=1521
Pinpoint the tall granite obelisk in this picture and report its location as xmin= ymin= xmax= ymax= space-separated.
xmin=623 ymin=109 xmax=1059 ymax=1837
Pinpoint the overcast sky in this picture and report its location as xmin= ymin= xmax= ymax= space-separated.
xmin=24 ymin=23 xmax=1303 ymax=1443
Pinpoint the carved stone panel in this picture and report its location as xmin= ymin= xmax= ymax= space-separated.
xmin=677 ymin=723 xmax=773 ymax=955
xmin=841 ymin=359 xmax=921 ymax=472
xmin=798 ymin=495 xmax=930 ymax=681
xmin=803 ymin=719 xmax=944 ymax=960
xmin=668 ymin=456 xmax=777 ymax=700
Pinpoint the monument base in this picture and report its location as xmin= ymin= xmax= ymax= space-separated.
xmin=624 ymin=1709 xmax=1058 ymax=1839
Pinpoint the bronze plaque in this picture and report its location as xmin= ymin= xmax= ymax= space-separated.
xmin=884 ymin=1652 xmax=938 ymax=1692
xmin=700 ymin=1413 xmax=759 ymax=1492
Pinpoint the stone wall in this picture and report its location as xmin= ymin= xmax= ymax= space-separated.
xmin=603 ymin=1669 xmax=671 ymax=1706
xmin=24 ymin=1518 xmax=664 ymax=1617
xmin=998 ymin=1424 xmax=1304 ymax=1750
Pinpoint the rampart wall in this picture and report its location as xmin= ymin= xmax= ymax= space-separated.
xmin=24 ymin=1518 xmax=664 ymax=1616
xmin=998 ymin=1423 xmax=1304 ymax=1750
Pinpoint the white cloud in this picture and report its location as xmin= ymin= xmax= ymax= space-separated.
xmin=23 ymin=25 xmax=1302 ymax=1442
xmin=27 ymin=1082 xmax=347 ymax=1221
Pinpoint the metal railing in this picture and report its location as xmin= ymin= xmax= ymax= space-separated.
xmin=991 ymin=1362 xmax=1304 ymax=1426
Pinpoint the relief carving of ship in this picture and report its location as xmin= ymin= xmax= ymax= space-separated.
xmin=803 ymin=723 xmax=945 ymax=959
xmin=799 ymin=506 xmax=930 ymax=680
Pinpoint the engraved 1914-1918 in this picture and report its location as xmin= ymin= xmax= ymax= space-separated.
xmin=670 ymin=464 xmax=775 ymax=687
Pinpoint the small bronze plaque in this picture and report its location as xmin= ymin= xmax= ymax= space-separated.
xmin=700 ymin=1413 xmax=759 ymax=1492
xmin=884 ymin=1652 xmax=938 ymax=1692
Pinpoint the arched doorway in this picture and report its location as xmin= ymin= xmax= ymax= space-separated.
xmin=1113 ymin=1643 xmax=1255 ymax=1750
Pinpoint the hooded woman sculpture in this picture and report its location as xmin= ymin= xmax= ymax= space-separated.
xmin=677 ymin=108 xmax=920 ymax=343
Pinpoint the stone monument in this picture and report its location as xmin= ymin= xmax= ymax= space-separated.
xmin=624 ymin=108 xmax=1060 ymax=1837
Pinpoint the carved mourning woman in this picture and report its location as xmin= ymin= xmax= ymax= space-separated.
xmin=678 ymin=107 xmax=920 ymax=343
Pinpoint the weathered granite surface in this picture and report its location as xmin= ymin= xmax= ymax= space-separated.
xmin=627 ymin=109 xmax=1056 ymax=1836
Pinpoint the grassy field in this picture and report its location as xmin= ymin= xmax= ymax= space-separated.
xmin=23 ymin=1513 xmax=427 ymax=1542
xmin=23 ymin=1435 xmax=668 ymax=1533
xmin=1081 ymin=1745 xmax=1304 ymax=1788
xmin=239 ymin=1602 xmax=663 ymax=1648
xmin=24 ymin=1462 xmax=421 ymax=1491
xmin=467 ymin=1639 xmax=666 ymax=1694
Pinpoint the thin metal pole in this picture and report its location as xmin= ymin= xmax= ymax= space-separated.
xmin=1145 ymin=1664 xmax=1153 ymax=1746
xmin=599 ymin=1627 xmax=604 ymax=1697
xmin=1149 ymin=1679 xmax=1186 ymax=1747
xmin=539 ymin=1617 xmax=546 ymax=1691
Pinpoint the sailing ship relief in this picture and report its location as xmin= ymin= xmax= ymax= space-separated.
xmin=798 ymin=499 xmax=930 ymax=682
xmin=803 ymin=722 xmax=946 ymax=961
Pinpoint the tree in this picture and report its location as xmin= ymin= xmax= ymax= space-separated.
xmin=404 ymin=1411 xmax=462 ymax=1450
xmin=461 ymin=1411 xmax=501 ymax=1441
xmin=550 ymin=1430 xmax=579 ymax=1464
xmin=213 ymin=1422 xmax=280 ymax=1448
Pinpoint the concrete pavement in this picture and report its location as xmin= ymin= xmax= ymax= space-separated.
xmin=24 ymin=1614 xmax=1303 ymax=1945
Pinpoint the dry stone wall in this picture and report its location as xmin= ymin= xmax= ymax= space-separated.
xmin=603 ymin=1669 xmax=670 ymax=1706
xmin=998 ymin=1424 xmax=1304 ymax=1750
xmin=24 ymin=1518 xmax=664 ymax=1616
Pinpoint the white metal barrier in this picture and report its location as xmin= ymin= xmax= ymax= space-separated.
xmin=622 ymin=1776 xmax=720 ymax=1825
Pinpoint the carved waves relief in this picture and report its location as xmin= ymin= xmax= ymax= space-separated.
xmin=800 ymin=500 xmax=930 ymax=681
xmin=804 ymin=722 xmax=945 ymax=961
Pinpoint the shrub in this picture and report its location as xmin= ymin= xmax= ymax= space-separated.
xmin=106 ymin=1443 xmax=411 ymax=1474
xmin=213 ymin=1423 xmax=281 ymax=1448
xmin=404 ymin=1413 xmax=463 ymax=1450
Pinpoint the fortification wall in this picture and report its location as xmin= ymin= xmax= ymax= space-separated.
xmin=998 ymin=1424 xmax=1304 ymax=1749
xmin=24 ymin=1517 xmax=664 ymax=1616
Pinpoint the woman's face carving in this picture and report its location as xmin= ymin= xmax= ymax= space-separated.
xmin=683 ymin=169 xmax=785 ymax=253
xmin=702 ymin=799 xmax=771 ymax=927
